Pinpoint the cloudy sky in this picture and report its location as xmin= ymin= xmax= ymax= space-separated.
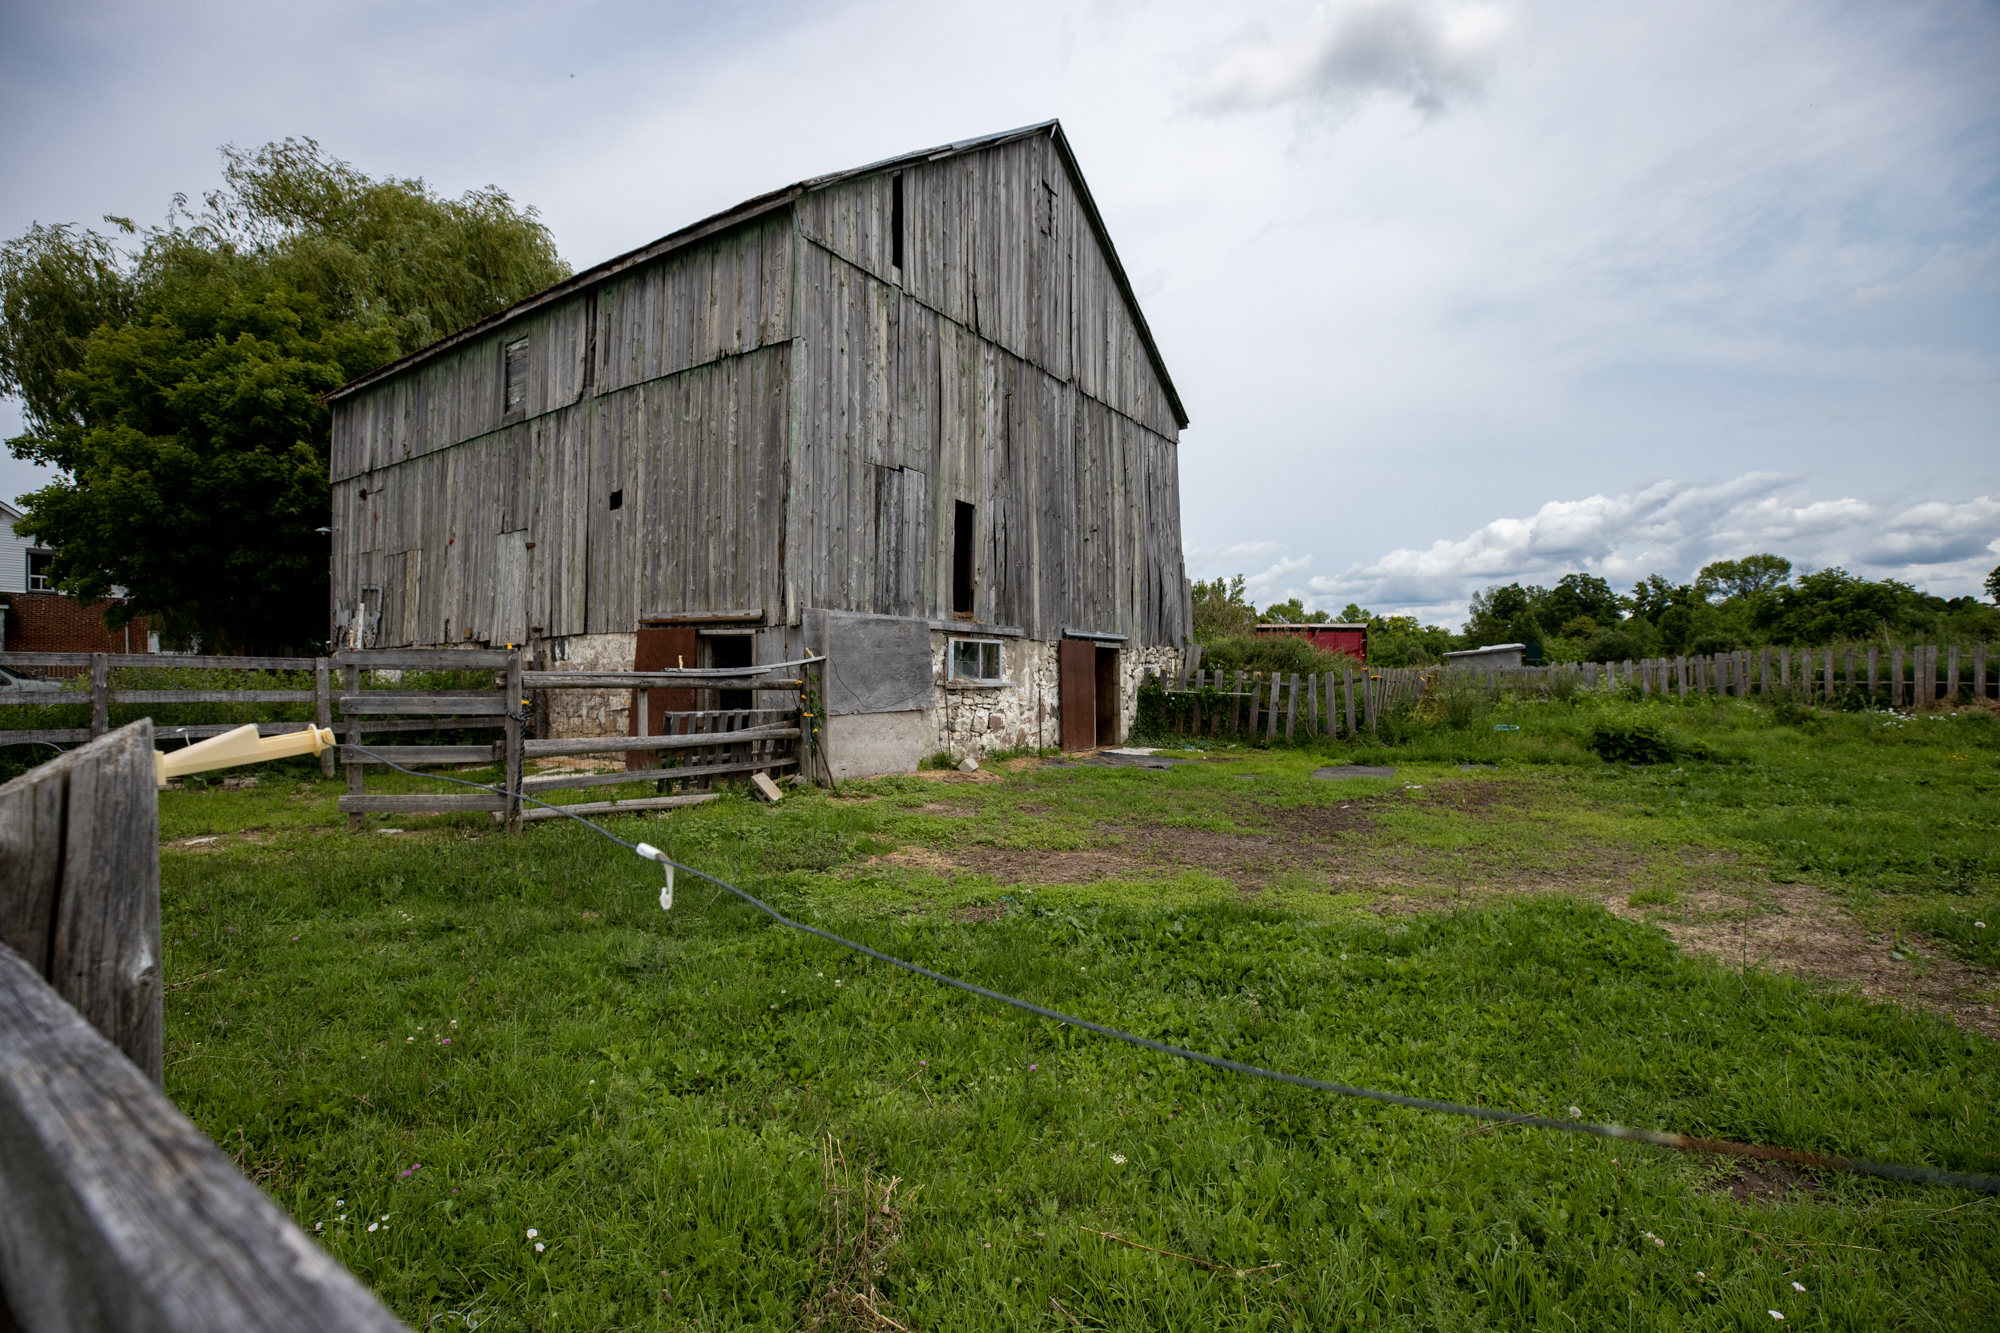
xmin=3 ymin=0 xmax=1995 ymax=626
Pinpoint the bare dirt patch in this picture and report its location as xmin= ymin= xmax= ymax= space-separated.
xmin=913 ymin=803 xmax=978 ymax=816
xmin=949 ymin=903 xmax=1012 ymax=924
xmin=909 ymin=768 xmax=1003 ymax=784
xmin=1715 ymin=1160 xmax=1821 ymax=1206
xmin=1606 ymin=882 xmax=2000 ymax=1041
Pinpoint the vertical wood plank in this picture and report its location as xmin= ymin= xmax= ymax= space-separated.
xmin=90 ymin=653 xmax=109 ymax=739
xmin=344 ymin=662 xmax=365 ymax=831
xmin=315 ymin=658 xmax=335 ymax=779
xmin=1948 ymin=644 xmax=1960 ymax=704
xmin=1344 ymin=667 xmax=1357 ymax=735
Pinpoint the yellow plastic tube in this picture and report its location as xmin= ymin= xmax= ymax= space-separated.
xmin=154 ymin=723 xmax=337 ymax=788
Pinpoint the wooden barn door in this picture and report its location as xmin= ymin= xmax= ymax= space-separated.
xmin=1059 ymin=639 xmax=1097 ymax=751
xmin=630 ymin=624 xmax=698 ymax=769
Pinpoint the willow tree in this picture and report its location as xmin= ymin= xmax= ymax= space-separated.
xmin=0 ymin=139 xmax=569 ymax=653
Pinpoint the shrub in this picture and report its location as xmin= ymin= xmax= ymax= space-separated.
xmin=1588 ymin=721 xmax=1677 ymax=764
xmin=1198 ymin=634 xmax=1347 ymax=678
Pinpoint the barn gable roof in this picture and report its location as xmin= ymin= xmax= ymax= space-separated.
xmin=324 ymin=121 xmax=1187 ymax=427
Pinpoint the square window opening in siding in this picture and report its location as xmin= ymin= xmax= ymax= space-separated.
xmin=26 ymin=550 xmax=54 ymax=592
xmin=952 ymin=500 xmax=975 ymax=617
xmin=950 ymin=638 xmax=1002 ymax=684
xmin=503 ymin=337 xmax=529 ymax=418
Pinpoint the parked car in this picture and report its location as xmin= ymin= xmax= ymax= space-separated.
xmin=0 ymin=664 xmax=67 ymax=692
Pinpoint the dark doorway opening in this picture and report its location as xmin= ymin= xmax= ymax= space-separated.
xmin=952 ymin=501 xmax=976 ymax=617
xmin=1094 ymin=645 xmax=1120 ymax=746
xmin=705 ymin=632 xmax=754 ymax=710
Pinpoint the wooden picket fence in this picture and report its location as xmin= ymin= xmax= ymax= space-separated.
xmin=1144 ymin=664 xmax=1435 ymax=739
xmin=1145 ymin=641 xmax=1996 ymax=740
xmin=1473 ymin=642 xmax=1997 ymax=707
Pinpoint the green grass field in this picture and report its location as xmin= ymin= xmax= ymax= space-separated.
xmin=154 ymin=690 xmax=2000 ymax=1330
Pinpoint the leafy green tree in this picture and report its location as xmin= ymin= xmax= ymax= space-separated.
xmin=1752 ymin=567 xmax=1919 ymax=644
xmin=1987 ymin=564 xmax=2000 ymax=604
xmin=1541 ymin=573 xmax=1622 ymax=629
xmin=1191 ymin=575 xmax=1258 ymax=642
xmin=0 ymin=139 xmax=568 ymax=653
xmin=1464 ymin=583 xmax=1546 ymax=648
xmin=1696 ymin=553 xmax=1791 ymax=600
xmin=1259 ymin=596 xmax=1328 ymax=624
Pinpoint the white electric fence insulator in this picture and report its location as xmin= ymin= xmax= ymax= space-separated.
xmin=635 ymin=842 xmax=674 ymax=910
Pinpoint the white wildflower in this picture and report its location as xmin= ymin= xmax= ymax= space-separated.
xmin=535 ymin=1242 xmax=545 ymax=1252
xmin=1568 ymin=1106 xmax=1582 ymax=1119
xmin=1792 ymin=1282 xmax=1806 ymax=1293
xmin=367 ymin=1222 xmax=378 ymax=1232
xmin=526 ymin=1228 xmax=538 ymax=1238
xmin=1110 ymin=1154 xmax=1127 ymax=1165
xmin=1769 ymin=1313 xmax=1784 ymax=1321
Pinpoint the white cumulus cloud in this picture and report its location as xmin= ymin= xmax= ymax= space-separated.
xmin=1195 ymin=1 xmax=1510 ymax=117
xmin=1300 ymin=475 xmax=1999 ymax=626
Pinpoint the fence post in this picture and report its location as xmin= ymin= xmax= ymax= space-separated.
xmin=343 ymin=659 xmax=364 ymax=831
xmin=1976 ymin=643 xmax=1988 ymax=702
xmin=1947 ymin=645 xmax=1960 ymax=705
xmin=505 ymin=651 xmax=525 ymax=831
xmin=1284 ymin=674 xmax=1298 ymax=741
xmin=315 ymin=657 xmax=335 ymax=779
xmin=0 ymin=719 xmax=161 ymax=1084
xmin=89 ymin=652 xmax=109 ymax=739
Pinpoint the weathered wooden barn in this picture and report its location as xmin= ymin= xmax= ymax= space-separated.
xmin=325 ymin=121 xmax=1189 ymax=773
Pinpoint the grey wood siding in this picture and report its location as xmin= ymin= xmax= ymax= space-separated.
xmin=332 ymin=344 xmax=790 ymax=646
xmin=797 ymin=131 xmax=1179 ymax=440
xmin=330 ymin=216 xmax=793 ymax=483
xmin=795 ymin=241 xmax=1184 ymax=643
xmin=331 ymin=128 xmax=1186 ymax=652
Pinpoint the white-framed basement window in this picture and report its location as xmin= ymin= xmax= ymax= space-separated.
xmin=949 ymin=638 xmax=1003 ymax=684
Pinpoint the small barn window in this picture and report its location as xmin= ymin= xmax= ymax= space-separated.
xmin=890 ymin=172 xmax=905 ymax=274
xmin=1040 ymin=180 xmax=1056 ymax=238
xmin=950 ymin=638 xmax=1002 ymax=684
xmin=952 ymin=500 xmax=975 ymax=616
xmin=26 ymin=550 xmax=54 ymax=592
xmin=608 ymin=489 xmax=623 ymax=511
xmin=503 ymin=337 xmax=529 ymax=416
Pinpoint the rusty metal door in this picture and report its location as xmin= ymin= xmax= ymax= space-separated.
xmin=1059 ymin=638 xmax=1096 ymax=751
xmin=630 ymin=624 xmax=698 ymax=769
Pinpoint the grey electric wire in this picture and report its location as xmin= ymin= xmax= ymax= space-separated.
xmin=346 ymin=744 xmax=2000 ymax=1196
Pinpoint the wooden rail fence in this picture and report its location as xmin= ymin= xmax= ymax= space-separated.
xmin=336 ymin=650 xmax=819 ymax=829
xmin=0 ymin=721 xmax=407 ymax=1330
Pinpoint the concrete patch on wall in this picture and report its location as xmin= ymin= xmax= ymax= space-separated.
xmin=806 ymin=610 xmax=934 ymax=716
xmin=536 ymin=632 xmax=639 ymax=736
xmin=827 ymin=710 xmax=930 ymax=779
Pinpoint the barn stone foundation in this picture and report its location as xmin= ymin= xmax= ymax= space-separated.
xmin=927 ymin=637 xmax=1181 ymax=763
xmin=527 ymin=628 xmax=1182 ymax=775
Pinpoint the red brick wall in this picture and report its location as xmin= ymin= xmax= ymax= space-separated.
xmin=3 ymin=592 xmax=151 ymax=655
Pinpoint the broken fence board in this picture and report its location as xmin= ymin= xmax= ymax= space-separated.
xmin=523 ymin=724 xmax=799 ymax=758
xmin=518 ymin=793 xmax=720 ymax=821
xmin=335 ymin=794 xmax=509 ymax=814
xmin=338 ymin=696 xmax=510 ymax=716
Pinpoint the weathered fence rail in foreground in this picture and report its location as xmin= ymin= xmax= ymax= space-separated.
xmin=0 ymin=722 xmax=408 ymax=1330
xmin=1146 ymin=641 xmax=1997 ymax=740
